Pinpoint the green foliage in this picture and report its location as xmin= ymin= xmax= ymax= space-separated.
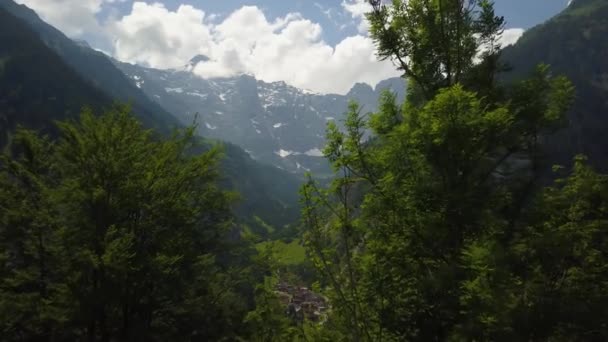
xmin=368 ymin=0 xmax=505 ymax=102
xmin=255 ymin=240 xmax=307 ymax=267
xmin=0 ymin=106 xmax=253 ymax=340
xmin=456 ymin=156 xmax=608 ymax=340
xmin=297 ymin=1 xmax=608 ymax=341
xmin=512 ymin=156 xmax=608 ymax=339
xmin=2 ymin=0 xmax=608 ymax=340
xmin=245 ymin=276 xmax=297 ymax=342
xmin=218 ymin=142 xmax=302 ymax=238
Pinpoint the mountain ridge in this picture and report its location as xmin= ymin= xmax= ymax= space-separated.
xmin=114 ymin=58 xmax=406 ymax=175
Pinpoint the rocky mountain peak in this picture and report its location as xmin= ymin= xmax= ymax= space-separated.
xmin=347 ymin=82 xmax=374 ymax=96
xmin=115 ymin=60 xmax=407 ymax=175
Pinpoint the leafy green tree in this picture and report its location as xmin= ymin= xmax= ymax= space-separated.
xmin=458 ymin=156 xmax=608 ymax=340
xmin=0 ymin=130 xmax=67 ymax=339
xmin=368 ymin=0 xmax=506 ymax=103
xmin=245 ymin=275 xmax=296 ymax=342
xmin=0 ymin=105 xmax=251 ymax=341
xmin=301 ymin=1 xmax=582 ymax=341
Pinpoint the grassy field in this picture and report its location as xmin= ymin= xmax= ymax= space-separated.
xmin=256 ymin=239 xmax=307 ymax=265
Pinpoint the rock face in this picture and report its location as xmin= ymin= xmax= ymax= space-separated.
xmin=115 ymin=60 xmax=406 ymax=175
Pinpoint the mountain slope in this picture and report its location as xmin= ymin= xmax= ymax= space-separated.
xmin=0 ymin=1 xmax=301 ymax=232
xmin=0 ymin=0 xmax=179 ymax=132
xmin=501 ymin=0 xmax=608 ymax=171
xmin=0 ymin=6 xmax=110 ymax=144
xmin=115 ymin=59 xmax=406 ymax=175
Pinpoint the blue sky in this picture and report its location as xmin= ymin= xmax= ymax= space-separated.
xmin=18 ymin=0 xmax=571 ymax=93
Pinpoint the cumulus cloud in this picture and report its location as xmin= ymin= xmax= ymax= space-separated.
xmin=110 ymin=3 xmax=214 ymax=68
xmin=110 ymin=3 xmax=399 ymax=94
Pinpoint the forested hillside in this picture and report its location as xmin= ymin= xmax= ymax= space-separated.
xmin=501 ymin=0 xmax=608 ymax=172
xmin=1 ymin=0 xmax=608 ymax=341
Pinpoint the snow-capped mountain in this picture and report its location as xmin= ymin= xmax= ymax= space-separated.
xmin=115 ymin=56 xmax=406 ymax=175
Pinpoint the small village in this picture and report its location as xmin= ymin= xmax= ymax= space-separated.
xmin=275 ymin=282 xmax=328 ymax=323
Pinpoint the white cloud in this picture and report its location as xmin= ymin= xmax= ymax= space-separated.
xmin=500 ymin=28 xmax=525 ymax=47
xmin=474 ymin=27 xmax=524 ymax=63
xmin=341 ymin=0 xmax=373 ymax=34
xmin=15 ymin=0 xmax=104 ymax=37
xmin=110 ymin=2 xmax=214 ymax=68
xmin=110 ymin=3 xmax=399 ymax=94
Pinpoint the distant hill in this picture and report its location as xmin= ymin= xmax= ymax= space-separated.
xmin=501 ymin=0 xmax=608 ymax=172
xmin=0 ymin=0 xmax=301 ymax=233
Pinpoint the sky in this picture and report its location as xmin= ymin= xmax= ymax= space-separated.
xmin=15 ymin=0 xmax=572 ymax=94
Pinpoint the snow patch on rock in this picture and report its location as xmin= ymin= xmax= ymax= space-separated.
xmin=304 ymin=148 xmax=324 ymax=157
xmin=275 ymin=149 xmax=294 ymax=158
xmin=165 ymin=87 xmax=183 ymax=93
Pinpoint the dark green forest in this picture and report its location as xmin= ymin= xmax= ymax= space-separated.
xmin=1 ymin=0 xmax=608 ymax=341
